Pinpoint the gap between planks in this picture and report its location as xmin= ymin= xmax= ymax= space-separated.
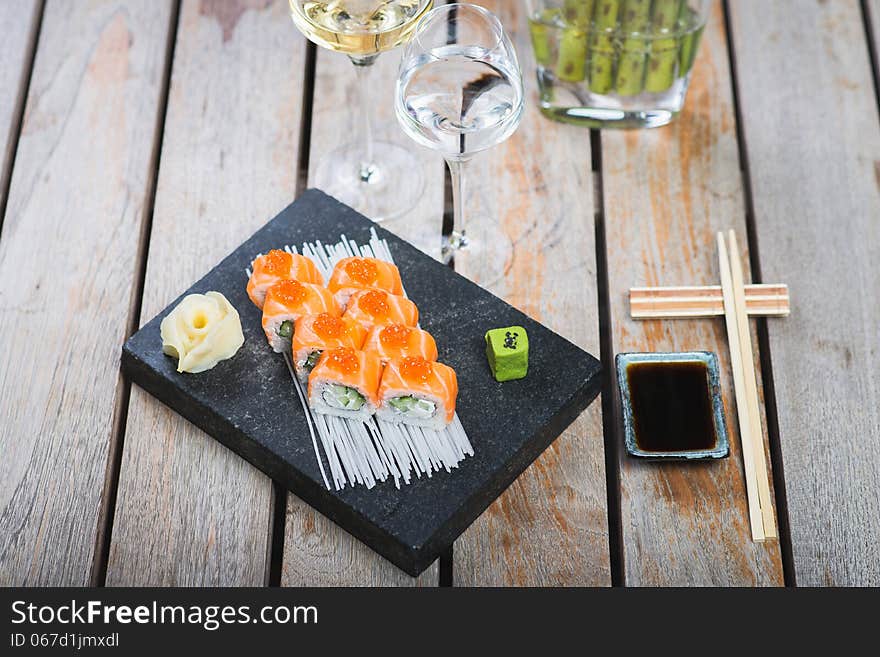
xmin=861 ymin=0 xmax=880 ymax=120
xmin=439 ymin=0 xmax=457 ymax=585
xmin=591 ymin=128 xmax=625 ymax=587
xmin=721 ymin=0 xmax=795 ymax=586
xmin=90 ymin=0 xmax=182 ymax=587
xmin=0 ymin=0 xmax=45 ymax=242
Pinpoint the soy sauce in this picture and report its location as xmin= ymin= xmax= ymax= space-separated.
xmin=626 ymin=360 xmax=716 ymax=452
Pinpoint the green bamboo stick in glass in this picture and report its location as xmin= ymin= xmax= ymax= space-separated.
xmin=589 ymin=0 xmax=621 ymax=94
xmin=614 ymin=0 xmax=652 ymax=96
xmin=677 ymin=3 xmax=704 ymax=76
xmin=554 ymin=2 xmax=592 ymax=82
xmin=563 ymin=0 xmax=595 ymax=28
xmin=555 ymin=26 xmax=589 ymax=82
xmin=529 ymin=8 xmax=561 ymax=67
xmin=644 ymin=0 xmax=682 ymax=93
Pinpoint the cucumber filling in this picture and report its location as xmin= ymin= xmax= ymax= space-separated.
xmin=322 ymin=384 xmax=365 ymax=411
xmin=277 ymin=320 xmax=293 ymax=339
xmin=388 ymin=395 xmax=436 ymax=419
xmin=299 ymin=350 xmax=321 ymax=374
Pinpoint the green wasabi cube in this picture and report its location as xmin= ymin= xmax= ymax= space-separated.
xmin=485 ymin=326 xmax=529 ymax=382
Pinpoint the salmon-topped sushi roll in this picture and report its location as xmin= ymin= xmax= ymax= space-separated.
xmin=327 ymin=257 xmax=403 ymax=307
xmin=377 ymin=357 xmax=458 ymax=430
xmin=308 ymin=347 xmax=383 ymax=421
xmin=247 ymin=249 xmax=323 ymax=308
xmin=343 ymin=290 xmax=418 ymax=331
xmin=291 ymin=313 xmax=367 ymax=383
xmin=261 ymin=280 xmax=340 ymax=353
xmin=363 ymin=324 xmax=438 ymax=365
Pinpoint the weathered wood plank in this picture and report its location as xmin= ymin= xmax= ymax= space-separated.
xmin=106 ymin=0 xmax=307 ymax=586
xmin=729 ymin=0 xmax=880 ymax=586
xmin=0 ymin=0 xmax=41 ymax=219
xmin=450 ymin=0 xmax=611 ymax=586
xmin=602 ymin=0 xmax=783 ymax=586
xmin=281 ymin=34 xmax=444 ymax=587
xmin=0 ymin=0 xmax=174 ymax=585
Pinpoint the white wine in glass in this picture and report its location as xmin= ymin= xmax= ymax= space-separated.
xmin=292 ymin=0 xmax=431 ymax=56
xmin=289 ymin=0 xmax=434 ymax=221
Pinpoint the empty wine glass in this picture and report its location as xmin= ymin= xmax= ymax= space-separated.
xmin=394 ymin=3 xmax=524 ymax=262
xmin=290 ymin=0 xmax=434 ymax=221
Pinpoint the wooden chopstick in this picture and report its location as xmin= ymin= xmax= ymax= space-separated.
xmin=717 ymin=232 xmax=766 ymax=542
xmin=630 ymin=284 xmax=790 ymax=319
xmin=727 ymin=231 xmax=777 ymax=539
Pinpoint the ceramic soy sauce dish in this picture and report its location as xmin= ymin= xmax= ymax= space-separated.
xmin=616 ymin=351 xmax=729 ymax=460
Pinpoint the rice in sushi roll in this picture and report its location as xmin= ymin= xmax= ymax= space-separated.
xmin=343 ymin=289 xmax=418 ymax=331
xmin=377 ymin=356 xmax=458 ymax=430
xmin=261 ymin=279 xmax=340 ymax=353
xmin=363 ymin=323 xmax=438 ymax=365
xmin=247 ymin=249 xmax=323 ymax=308
xmin=308 ymin=347 xmax=383 ymax=421
xmin=327 ymin=257 xmax=403 ymax=308
xmin=291 ymin=313 xmax=367 ymax=383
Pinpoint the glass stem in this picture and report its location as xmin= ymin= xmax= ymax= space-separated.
xmin=445 ymin=157 xmax=470 ymax=259
xmin=350 ymin=54 xmax=379 ymax=183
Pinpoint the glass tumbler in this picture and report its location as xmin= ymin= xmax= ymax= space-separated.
xmin=526 ymin=0 xmax=710 ymax=128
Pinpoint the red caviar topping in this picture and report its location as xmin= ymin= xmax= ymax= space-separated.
xmin=271 ymin=279 xmax=308 ymax=306
xmin=313 ymin=313 xmax=344 ymax=339
xmin=263 ymin=249 xmax=292 ymax=276
xmin=359 ymin=290 xmax=390 ymax=318
xmin=325 ymin=347 xmax=359 ymax=374
xmin=379 ymin=324 xmax=412 ymax=348
xmin=344 ymin=258 xmax=379 ymax=285
xmin=400 ymin=356 xmax=432 ymax=383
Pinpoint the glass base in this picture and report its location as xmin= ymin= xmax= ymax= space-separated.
xmin=441 ymin=230 xmax=468 ymax=264
xmin=536 ymin=67 xmax=690 ymax=129
xmin=539 ymin=104 xmax=678 ymax=129
xmin=312 ymin=140 xmax=424 ymax=222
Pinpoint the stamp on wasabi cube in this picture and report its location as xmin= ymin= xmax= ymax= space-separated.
xmin=485 ymin=326 xmax=529 ymax=382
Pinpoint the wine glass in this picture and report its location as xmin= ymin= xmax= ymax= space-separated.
xmin=290 ymin=0 xmax=434 ymax=221
xmin=394 ymin=3 xmax=524 ymax=262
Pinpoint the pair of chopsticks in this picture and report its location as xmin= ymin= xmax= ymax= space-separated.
xmin=717 ymin=231 xmax=776 ymax=542
xmin=630 ymin=284 xmax=790 ymax=319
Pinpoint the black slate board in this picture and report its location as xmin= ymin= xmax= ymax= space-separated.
xmin=122 ymin=189 xmax=602 ymax=576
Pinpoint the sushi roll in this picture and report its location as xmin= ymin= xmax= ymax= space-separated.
xmin=343 ymin=289 xmax=418 ymax=331
xmin=363 ymin=323 xmax=438 ymax=365
xmin=377 ymin=356 xmax=458 ymax=430
xmin=308 ymin=347 xmax=383 ymax=421
xmin=291 ymin=313 xmax=367 ymax=383
xmin=261 ymin=279 xmax=340 ymax=353
xmin=327 ymin=257 xmax=403 ymax=307
xmin=247 ymin=249 xmax=323 ymax=308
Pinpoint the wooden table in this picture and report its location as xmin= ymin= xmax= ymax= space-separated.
xmin=1 ymin=0 xmax=878 ymax=587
